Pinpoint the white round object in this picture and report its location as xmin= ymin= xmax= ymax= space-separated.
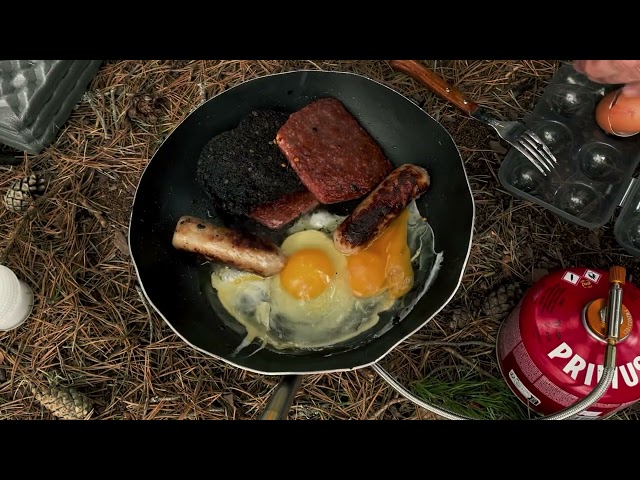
xmin=0 ymin=264 xmax=34 ymax=331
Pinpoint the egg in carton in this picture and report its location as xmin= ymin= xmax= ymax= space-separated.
xmin=498 ymin=63 xmax=640 ymax=257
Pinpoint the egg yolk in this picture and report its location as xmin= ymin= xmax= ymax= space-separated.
xmin=347 ymin=208 xmax=414 ymax=299
xmin=280 ymin=248 xmax=335 ymax=301
xmin=347 ymin=251 xmax=387 ymax=297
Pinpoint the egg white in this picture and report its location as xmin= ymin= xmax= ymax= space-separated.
xmin=270 ymin=230 xmax=355 ymax=327
xmin=210 ymin=201 xmax=443 ymax=353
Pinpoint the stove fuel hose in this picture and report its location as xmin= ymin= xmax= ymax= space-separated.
xmin=374 ymin=267 xmax=625 ymax=421
xmin=373 ymin=348 xmax=615 ymax=420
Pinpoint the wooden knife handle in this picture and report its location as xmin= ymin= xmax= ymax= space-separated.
xmin=389 ymin=60 xmax=478 ymax=115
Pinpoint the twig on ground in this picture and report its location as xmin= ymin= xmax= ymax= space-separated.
xmin=369 ymin=397 xmax=407 ymax=419
xmin=441 ymin=347 xmax=496 ymax=379
xmin=150 ymin=395 xmax=181 ymax=403
xmin=110 ymin=88 xmax=118 ymax=131
xmin=77 ymin=195 xmax=108 ymax=228
xmin=84 ymin=92 xmax=110 ymax=140
xmin=408 ymin=340 xmax=495 ymax=350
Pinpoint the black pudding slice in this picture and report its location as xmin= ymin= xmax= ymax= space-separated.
xmin=196 ymin=109 xmax=307 ymax=217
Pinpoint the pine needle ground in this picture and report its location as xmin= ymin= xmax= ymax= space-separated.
xmin=1 ymin=60 xmax=639 ymax=420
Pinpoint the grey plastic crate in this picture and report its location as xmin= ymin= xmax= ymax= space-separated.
xmin=0 ymin=60 xmax=102 ymax=154
xmin=498 ymin=64 xmax=640 ymax=257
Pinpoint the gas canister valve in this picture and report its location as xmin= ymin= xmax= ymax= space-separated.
xmin=604 ymin=266 xmax=626 ymax=369
xmin=583 ymin=266 xmax=632 ymax=344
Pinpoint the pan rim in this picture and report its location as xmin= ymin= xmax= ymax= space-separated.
xmin=128 ymin=67 xmax=477 ymax=375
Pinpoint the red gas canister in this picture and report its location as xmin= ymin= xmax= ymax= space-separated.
xmin=497 ymin=266 xmax=640 ymax=419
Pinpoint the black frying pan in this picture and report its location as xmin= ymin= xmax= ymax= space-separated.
xmin=129 ymin=67 xmax=475 ymax=418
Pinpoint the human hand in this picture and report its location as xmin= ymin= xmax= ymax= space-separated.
xmin=573 ymin=60 xmax=640 ymax=97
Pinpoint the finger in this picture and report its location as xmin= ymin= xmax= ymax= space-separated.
xmin=593 ymin=61 xmax=640 ymax=84
xmin=573 ymin=60 xmax=586 ymax=73
xmin=572 ymin=60 xmax=611 ymax=82
xmin=621 ymin=82 xmax=640 ymax=98
xmin=572 ymin=60 xmax=640 ymax=85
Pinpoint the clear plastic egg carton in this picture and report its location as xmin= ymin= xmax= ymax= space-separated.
xmin=498 ymin=63 xmax=640 ymax=257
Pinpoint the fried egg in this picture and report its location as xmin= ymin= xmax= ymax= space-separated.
xmin=210 ymin=201 xmax=442 ymax=353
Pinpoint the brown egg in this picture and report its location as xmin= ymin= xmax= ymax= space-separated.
xmin=595 ymin=88 xmax=640 ymax=137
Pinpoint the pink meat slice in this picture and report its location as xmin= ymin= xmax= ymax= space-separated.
xmin=249 ymin=189 xmax=320 ymax=230
xmin=275 ymin=97 xmax=393 ymax=204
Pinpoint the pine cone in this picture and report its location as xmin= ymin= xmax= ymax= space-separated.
xmin=3 ymin=172 xmax=48 ymax=213
xmin=127 ymin=93 xmax=164 ymax=124
xmin=32 ymin=383 xmax=93 ymax=420
xmin=482 ymin=283 xmax=524 ymax=320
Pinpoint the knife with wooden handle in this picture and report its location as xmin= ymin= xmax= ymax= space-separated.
xmin=389 ymin=60 xmax=479 ymax=116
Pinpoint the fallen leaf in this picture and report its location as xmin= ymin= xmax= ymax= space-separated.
xmin=358 ymin=367 xmax=375 ymax=382
xmin=114 ymin=229 xmax=130 ymax=257
xmin=222 ymin=393 xmax=248 ymax=419
xmin=223 ymin=393 xmax=235 ymax=408
xmin=501 ymin=254 xmax=512 ymax=277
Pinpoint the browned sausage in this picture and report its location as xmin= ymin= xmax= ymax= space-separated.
xmin=172 ymin=216 xmax=287 ymax=277
xmin=333 ymin=164 xmax=430 ymax=255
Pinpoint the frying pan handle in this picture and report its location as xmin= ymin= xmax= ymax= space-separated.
xmin=259 ymin=374 xmax=303 ymax=420
xmin=389 ymin=60 xmax=479 ymax=115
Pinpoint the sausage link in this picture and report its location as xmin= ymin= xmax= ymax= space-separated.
xmin=172 ymin=216 xmax=287 ymax=277
xmin=333 ymin=164 xmax=430 ymax=255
